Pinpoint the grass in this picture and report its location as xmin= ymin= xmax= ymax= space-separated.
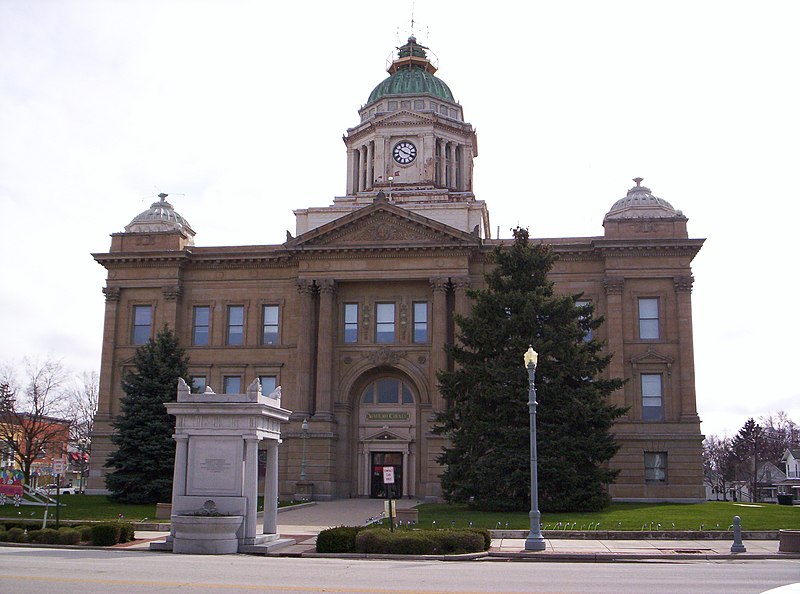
xmin=0 ymin=495 xmax=301 ymax=523
xmin=416 ymin=501 xmax=800 ymax=531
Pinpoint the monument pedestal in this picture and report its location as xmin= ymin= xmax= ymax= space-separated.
xmin=150 ymin=378 xmax=291 ymax=554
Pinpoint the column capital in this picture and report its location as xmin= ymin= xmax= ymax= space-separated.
xmin=429 ymin=277 xmax=449 ymax=293
xmin=452 ymin=276 xmax=471 ymax=292
xmin=674 ymin=275 xmax=695 ymax=292
xmin=296 ymin=278 xmax=316 ymax=296
xmin=103 ymin=286 xmax=120 ymax=302
xmin=162 ymin=284 xmax=182 ymax=302
xmin=603 ymin=276 xmax=625 ymax=295
xmin=318 ymin=278 xmax=337 ymax=295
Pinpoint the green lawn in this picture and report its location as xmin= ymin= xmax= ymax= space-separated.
xmin=416 ymin=501 xmax=800 ymax=531
xmin=3 ymin=497 xmax=798 ymax=531
xmin=0 ymin=495 xmax=298 ymax=523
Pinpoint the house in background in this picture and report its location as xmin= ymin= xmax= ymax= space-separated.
xmin=779 ymin=449 xmax=800 ymax=502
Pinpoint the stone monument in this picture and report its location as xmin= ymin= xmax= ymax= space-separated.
xmin=151 ymin=378 xmax=292 ymax=554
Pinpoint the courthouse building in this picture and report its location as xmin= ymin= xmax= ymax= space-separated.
xmin=88 ymin=37 xmax=706 ymax=502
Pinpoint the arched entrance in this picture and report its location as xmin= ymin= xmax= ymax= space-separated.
xmin=356 ymin=375 xmax=418 ymax=498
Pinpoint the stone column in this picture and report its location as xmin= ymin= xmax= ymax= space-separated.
xmin=674 ymin=276 xmax=699 ymax=421
xmin=98 ymin=287 xmax=121 ymax=418
xmin=358 ymin=146 xmax=367 ymax=192
xmin=346 ymin=149 xmax=356 ymax=195
xmin=263 ymin=440 xmax=279 ymax=535
xmin=243 ymin=437 xmax=259 ymax=544
xmin=366 ymin=142 xmax=374 ymax=190
xmin=453 ymin=276 xmax=471 ymax=347
xmin=374 ymin=136 xmax=386 ymax=183
xmin=314 ymin=279 xmax=336 ymax=421
xmin=295 ymin=279 xmax=316 ymax=418
xmin=429 ymin=277 xmax=449 ymax=410
xmin=422 ymin=133 xmax=435 ymax=183
xmin=161 ymin=283 xmax=182 ymax=333
xmin=448 ymin=143 xmax=457 ymax=189
xmin=171 ymin=435 xmax=189 ymax=499
xmin=603 ymin=276 xmax=627 ymax=414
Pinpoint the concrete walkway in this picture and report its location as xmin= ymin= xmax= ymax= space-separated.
xmin=125 ymin=499 xmax=797 ymax=561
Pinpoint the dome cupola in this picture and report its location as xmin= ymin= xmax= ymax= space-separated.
xmin=125 ymin=193 xmax=195 ymax=243
xmin=604 ymin=178 xmax=683 ymax=221
xmin=367 ymin=36 xmax=455 ymax=104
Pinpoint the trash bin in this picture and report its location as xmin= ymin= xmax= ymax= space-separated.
xmin=777 ymin=494 xmax=793 ymax=506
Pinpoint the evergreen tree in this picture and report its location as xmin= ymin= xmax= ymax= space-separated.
xmin=105 ymin=326 xmax=190 ymax=503
xmin=434 ymin=228 xmax=626 ymax=512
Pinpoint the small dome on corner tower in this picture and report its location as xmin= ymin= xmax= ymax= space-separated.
xmin=604 ymin=178 xmax=684 ymax=221
xmin=125 ymin=193 xmax=195 ymax=243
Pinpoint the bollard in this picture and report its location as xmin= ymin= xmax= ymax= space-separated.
xmin=730 ymin=515 xmax=746 ymax=553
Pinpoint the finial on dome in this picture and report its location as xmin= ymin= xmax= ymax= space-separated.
xmin=633 ymin=177 xmax=643 ymax=187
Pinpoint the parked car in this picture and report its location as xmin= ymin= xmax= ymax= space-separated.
xmin=36 ymin=484 xmax=81 ymax=495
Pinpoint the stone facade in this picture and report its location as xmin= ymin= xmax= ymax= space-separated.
xmin=87 ymin=38 xmax=705 ymax=502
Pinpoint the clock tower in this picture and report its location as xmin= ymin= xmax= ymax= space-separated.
xmin=300 ymin=36 xmax=490 ymax=239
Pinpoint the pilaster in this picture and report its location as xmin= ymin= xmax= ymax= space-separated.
xmin=674 ymin=275 xmax=699 ymax=422
xmin=314 ymin=279 xmax=336 ymax=421
xmin=429 ymin=277 xmax=449 ymax=410
xmin=603 ymin=275 xmax=627 ymax=414
xmin=295 ymin=279 xmax=316 ymax=418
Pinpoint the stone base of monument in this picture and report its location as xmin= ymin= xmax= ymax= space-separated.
xmin=294 ymin=480 xmax=314 ymax=502
xmin=171 ymin=515 xmax=244 ymax=555
xmin=779 ymin=529 xmax=800 ymax=553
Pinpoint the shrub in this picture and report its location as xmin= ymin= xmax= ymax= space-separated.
xmin=353 ymin=527 xmax=487 ymax=555
xmin=57 ymin=527 xmax=81 ymax=545
xmin=355 ymin=528 xmax=438 ymax=555
xmin=316 ymin=526 xmax=364 ymax=553
xmin=433 ymin=529 xmax=485 ymax=554
xmin=118 ymin=522 xmax=136 ymax=543
xmin=27 ymin=528 xmax=59 ymax=544
xmin=6 ymin=527 xmax=26 ymax=543
xmin=90 ymin=523 xmax=121 ymax=546
xmin=0 ymin=529 xmax=7 ymax=542
xmin=465 ymin=528 xmax=492 ymax=551
xmin=76 ymin=525 xmax=93 ymax=542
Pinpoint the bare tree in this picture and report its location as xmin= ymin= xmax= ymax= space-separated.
xmin=703 ymin=434 xmax=736 ymax=500
xmin=0 ymin=358 xmax=71 ymax=485
xmin=64 ymin=371 xmax=99 ymax=489
xmin=758 ymin=411 xmax=799 ymax=465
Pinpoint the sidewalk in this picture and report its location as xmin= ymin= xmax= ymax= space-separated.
xmin=128 ymin=499 xmax=798 ymax=561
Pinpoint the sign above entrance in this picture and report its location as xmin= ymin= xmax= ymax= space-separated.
xmin=366 ymin=412 xmax=409 ymax=422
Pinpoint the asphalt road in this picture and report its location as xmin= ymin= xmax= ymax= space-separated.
xmin=0 ymin=547 xmax=798 ymax=594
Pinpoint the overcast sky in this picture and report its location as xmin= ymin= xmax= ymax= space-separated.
xmin=1 ymin=1 xmax=797 ymax=438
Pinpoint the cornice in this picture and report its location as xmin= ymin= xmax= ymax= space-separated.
xmin=293 ymin=245 xmax=478 ymax=260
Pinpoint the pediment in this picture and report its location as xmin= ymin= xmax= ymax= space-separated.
xmin=372 ymin=110 xmax=435 ymax=127
xmin=630 ymin=347 xmax=674 ymax=370
xmin=364 ymin=429 xmax=404 ymax=442
xmin=286 ymin=202 xmax=481 ymax=251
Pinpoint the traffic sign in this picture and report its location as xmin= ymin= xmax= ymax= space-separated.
xmin=382 ymin=466 xmax=395 ymax=484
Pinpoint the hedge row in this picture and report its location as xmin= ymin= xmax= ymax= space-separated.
xmin=316 ymin=526 xmax=490 ymax=555
xmin=0 ymin=522 xmax=135 ymax=546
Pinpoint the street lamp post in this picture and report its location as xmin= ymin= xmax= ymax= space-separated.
xmin=299 ymin=418 xmax=309 ymax=482
xmin=524 ymin=346 xmax=546 ymax=551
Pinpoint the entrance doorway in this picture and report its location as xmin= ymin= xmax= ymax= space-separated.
xmin=370 ymin=452 xmax=403 ymax=498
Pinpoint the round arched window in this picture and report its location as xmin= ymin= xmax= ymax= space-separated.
xmin=361 ymin=378 xmax=414 ymax=405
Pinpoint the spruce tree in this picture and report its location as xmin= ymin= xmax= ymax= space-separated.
xmin=105 ymin=326 xmax=190 ymax=503
xmin=434 ymin=228 xmax=626 ymax=512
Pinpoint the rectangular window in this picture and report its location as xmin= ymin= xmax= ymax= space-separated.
xmin=575 ymin=300 xmax=593 ymax=342
xmin=191 ymin=376 xmax=207 ymax=394
xmin=192 ymin=306 xmax=210 ymax=346
xmin=375 ymin=303 xmax=395 ymax=344
xmin=644 ymin=452 xmax=668 ymax=484
xmin=262 ymin=305 xmax=279 ymax=345
xmin=132 ymin=305 xmax=152 ymax=345
xmin=223 ymin=376 xmax=241 ymax=394
xmin=413 ymin=302 xmax=428 ymax=343
xmin=259 ymin=375 xmax=277 ymax=395
xmin=641 ymin=374 xmax=663 ymax=421
xmin=344 ymin=303 xmax=358 ymax=343
xmin=638 ymin=297 xmax=660 ymax=339
xmin=227 ymin=305 xmax=244 ymax=346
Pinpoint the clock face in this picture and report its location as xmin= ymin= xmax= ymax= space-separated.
xmin=393 ymin=140 xmax=417 ymax=165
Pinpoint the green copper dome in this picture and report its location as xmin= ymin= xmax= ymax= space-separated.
xmin=367 ymin=37 xmax=455 ymax=104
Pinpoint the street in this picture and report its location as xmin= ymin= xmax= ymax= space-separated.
xmin=0 ymin=547 xmax=798 ymax=594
